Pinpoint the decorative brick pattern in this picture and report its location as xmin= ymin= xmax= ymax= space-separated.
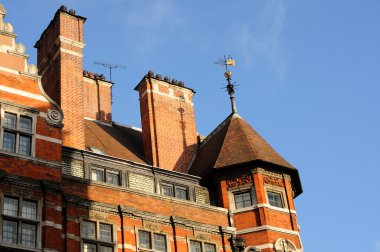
xmin=62 ymin=160 xmax=84 ymax=178
xmin=195 ymin=186 xmax=210 ymax=204
xmin=128 ymin=173 xmax=154 ymax=193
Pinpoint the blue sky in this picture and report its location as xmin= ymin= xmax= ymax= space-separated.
xmin=2 ymin=0 xmax=380 ymax=251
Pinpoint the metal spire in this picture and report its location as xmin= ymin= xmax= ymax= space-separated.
xmin=215 ymin=55 xmax=237 ymax=114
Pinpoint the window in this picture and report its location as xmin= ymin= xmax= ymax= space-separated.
xmin=1 ymin=109 xmax=35 ymax=157
xmin=91 ymin=166 xmax=120 ymax=186
xmin=1 ymin=196 xmax=39 ymax=248
xmin=82 ymin=220 xmax=114 ymax=252
xmin=138 ymin=230 xmax=167 ymax=251
xmin=267 ymin=191 xmax=284 ymax=208
xmin=189 ymin=240 xmax=216 ymax=252
xmin=160 ymin=182 xmax=188 ymax=200
xmin=234 ymin=191 xmax=252 ymax=209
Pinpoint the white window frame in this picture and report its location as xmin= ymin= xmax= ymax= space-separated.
xmin=0 ymin=193 xmax=42 ymax=250
xmin=187 ymin=238 xmax=219 ymax=252
xmin=90 ymin=165 xmax=121 ymax=186
xmin=228 ymin=185 xmax=257 ymax=212
xmin=264 ymin=184 xmax=288 ymax=210
xmin=159 ymin=181 xmax=189 ymax=200
xmin=0 ymin=104 xmax=37 ymax=157
xmin=80 ymin=218 xmax=117 ymax=252
xmin=136 ymin=228 xmax=170 ymax=252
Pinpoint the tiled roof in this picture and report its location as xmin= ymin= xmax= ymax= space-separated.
xmin=189 ymin=113 xmax=296 ymax=177
xmin=84 ymin=119 xmax=148 ymax=164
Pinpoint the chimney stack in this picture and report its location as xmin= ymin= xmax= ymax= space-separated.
xmin=35 ymin=6 xmax=114 ymax=148
xmin=135 ymin=71 xmax=198 ymax=173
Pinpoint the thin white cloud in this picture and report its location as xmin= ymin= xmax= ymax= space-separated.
xmin=121 ymin=0 xmax=186 ymax=54
xmin=375 ymin=240 xmax=380 ymax=251
xmin=237 ymin=0 xmax=287 ymax=82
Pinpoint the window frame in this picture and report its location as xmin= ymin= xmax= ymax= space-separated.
xmin=0 ymin=104 xmax=37 ymax=157
xmin=267 ymin=191 xmax=284 ymax=208
xmin=227 ymin=185 xmax=257 ymax=212
xmin=80 ymin=218 xmax=116 ymax=252
xmin=264 ymin=184 xmax=288 ymax=210
xmin=187 ymin=239 xmax=218 ymax=252
xmin=159 ymin=181 xmax=189 ymax=200
xmin=0 ymin=193 xmax=42 ymax=250
xmin=136 ymin=228 xmax=169 ymax=252
xmin=90 ymin=165 xmax=121 ymax=186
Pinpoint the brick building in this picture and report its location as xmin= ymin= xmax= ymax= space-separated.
xmin=0 ymin=3 xmax=303 ymax=252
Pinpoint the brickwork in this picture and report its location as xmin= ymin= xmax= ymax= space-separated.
xmin=128 ymin=172 xmax=155 ymax=193
xmin=136 ymin=77 xmax=198 ymax=172
xmin=0 ymin=3 xmax=303 ymax=252
xmin=35 ymin=8 xmax=86 ymax=150
xmin=83 ymin=76 xmax=112 ymax=123
xmin=62 ymin=159 xmax=84 ymax=177
xmin=194 ymin=186 xmax=210 ymax=204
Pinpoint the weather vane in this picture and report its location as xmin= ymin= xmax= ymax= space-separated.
xmin=214 ymin=55 xmax=238 ymax=113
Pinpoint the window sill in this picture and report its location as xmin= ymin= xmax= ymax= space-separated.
xmin=231 ymin=204 xmax=295 ymax=215
xmin=0 ymin=242 xmax=41 ymax=252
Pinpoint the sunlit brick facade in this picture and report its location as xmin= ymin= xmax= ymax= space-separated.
xmin=0 ymin=3 xmax=303 ymax=252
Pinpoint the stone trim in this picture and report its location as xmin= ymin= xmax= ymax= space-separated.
xmin=140 ymin=89 xmax=194 ymax=106
xmin=36 ymin=134 xmax=62 ymax=144
xmin=58 ymin=35 xmax=85 ymax=48
xmin=42 ymin=220 xmax=62 ymax=229
xmin=236 ymin=225 xmax=299 ymax=236
xmin=0 ymin=84 xmax=49 ymax=102
xmin=60 ymin=47 xmax=83 ymax=57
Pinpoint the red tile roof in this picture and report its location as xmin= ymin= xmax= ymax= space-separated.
xmin=189 ymin=113 xmax=296 ymax=177
xmin=84 ymin=119 xmax=147 ymax=164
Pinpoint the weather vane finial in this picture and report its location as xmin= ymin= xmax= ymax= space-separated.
xmin=215 ymin=55 xmax=238 ymax=114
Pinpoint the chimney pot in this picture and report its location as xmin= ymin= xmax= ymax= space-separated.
xmin=164 ymin=76 xmax=170 ymax=82
xmin=178 ymin=81 xmax=184 ymax=87
xmin=60 ymin=5 xmax=67 ymax=11
xmin=69 ymin=9 xmax=76 ymax=15
xmin=171 ymin=79 xmax=178 ymax=85
xmin=147 ymin=70 xmax=154 ymax=77
xmin=156 ymin=74 xmax=162 ymax=80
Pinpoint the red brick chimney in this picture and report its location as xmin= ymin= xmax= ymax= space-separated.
xmin=135 ymin=71 xmax=198 ymax=173
xmin=35 ymin=6 xmax=87 ymax=149
xmin=83 ymin=71 xmax=113 ymax=123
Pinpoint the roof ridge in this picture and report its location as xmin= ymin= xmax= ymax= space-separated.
xmin=198 ymin=113 xmax=235 ymax=148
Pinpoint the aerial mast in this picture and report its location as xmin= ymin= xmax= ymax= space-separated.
xmin=94 ymin=61 xmax=126 ymax=82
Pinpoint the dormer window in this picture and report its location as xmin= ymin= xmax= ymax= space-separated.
xmin=160 ymin=182 xmax=188 ymax=200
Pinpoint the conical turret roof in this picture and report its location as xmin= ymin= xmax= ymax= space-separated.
xmin=189 ymin=113 xmax=302 ymax=195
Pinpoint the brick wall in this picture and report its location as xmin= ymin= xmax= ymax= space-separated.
xmin=35 ymin=8 xmax=86 ymax=149
xmin=136 ymin=76 xmax=198 ymax=172
xmin=128 ymin=172 xmax=155 ymax=193
xmin=83 ymin=76 xmax=112 ymax=123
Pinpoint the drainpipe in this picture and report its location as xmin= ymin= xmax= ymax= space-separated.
xmin=118 ymin=205 xmax=125 ymax=252
xmin=219 ymin=226 xmax=226 ymax=252
xmin=63 ymin=197 xmax=68 ymax=252
xmin=170 ymin=216 xmax=178 ymax=252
